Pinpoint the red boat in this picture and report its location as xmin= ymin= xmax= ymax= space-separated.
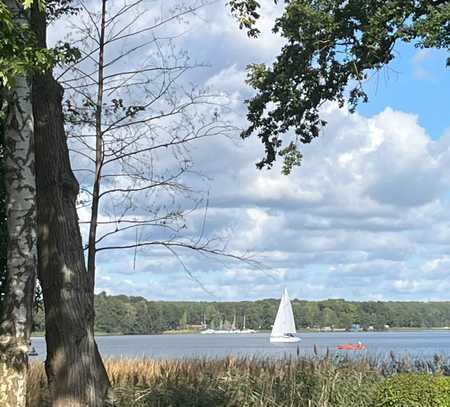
xmin=336 ymin=342 xmax=367 ymax=351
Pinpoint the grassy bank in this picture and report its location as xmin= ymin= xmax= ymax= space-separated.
xmin=27 ymin=354 xmax=450 ymax=406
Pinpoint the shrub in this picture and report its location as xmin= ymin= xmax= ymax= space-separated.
xmin=375 ymin=373 xmax=450 ymax=407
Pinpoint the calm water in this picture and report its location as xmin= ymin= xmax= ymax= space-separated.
xmin=30 ymin=331 xmax=450 ymax=361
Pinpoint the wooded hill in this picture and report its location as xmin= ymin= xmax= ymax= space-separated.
xmin=33 ymin=293 xmax=450 ymax=334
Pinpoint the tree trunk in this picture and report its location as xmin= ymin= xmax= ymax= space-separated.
xmin=31 ymin=7 xmax=113 ymax=407
xmin=0 ymin=92 xmax=8 ymax=320
xmin=0 ymin=74 xmax=37 ymax=406
xmin=87 ymin=0 xmax=107 ymax=287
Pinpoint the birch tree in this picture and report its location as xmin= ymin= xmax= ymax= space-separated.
xmin=0 ymin=1 xmax=37 ymax=404
xmin=0 ymin=97 xmax=7 ymax=317
xmin=0 ymin=0 xmax=90 ymax=405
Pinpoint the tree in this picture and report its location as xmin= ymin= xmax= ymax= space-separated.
xmin=0 ymin=0 xmax=47 ymax=403
xmin=180 ymin=310 xmax=188 ymax=329
xmin=29 ymin=1 xmax=113 ymax=405
xmin=32 ymin=292 xmax=450 ymax=334
xmin=1 ymin=1 xmax=84 ymax=404
xmin=61 ymin=0 xmax=240 ymax=283
xmin=0 ymin=0 xmax=51 ymax=87
xmin=230 ymin=0 xmax=449 ymax=174
xmin=0 ymin=0 xmax=113 ymax=404
xmin=0 ymin=80 xmax=37 ymax=406
xmin=0 ymin=96 xmax=7 ymax=316
xmin=26 ymin=0 xmax=250 ymax=404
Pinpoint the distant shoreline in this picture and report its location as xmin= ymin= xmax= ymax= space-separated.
xmin=32 ymin=294 xmax=450 ymax=337
xmin=31 ymin=326 xmax=450 ymax=338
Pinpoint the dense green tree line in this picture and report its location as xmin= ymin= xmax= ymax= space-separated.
xmin=32 ymin=292 xmax=450 ymax=334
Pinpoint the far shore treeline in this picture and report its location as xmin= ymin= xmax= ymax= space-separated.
xmin=32 ymin=292 xmax=450 ymax=335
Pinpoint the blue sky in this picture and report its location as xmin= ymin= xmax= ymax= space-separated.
xmin=50 ymin=0 xmax=450 ymax=302
xmin=359 ymin=44 xmax=449 ymax=139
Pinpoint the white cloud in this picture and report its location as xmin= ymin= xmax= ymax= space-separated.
xmin=92 ymin=101 xmax=449 ymax=299
xmin=50 ymin=1 xmax=450 ymax=302
xmin=93 ymin=102 xmax=450 ymax=301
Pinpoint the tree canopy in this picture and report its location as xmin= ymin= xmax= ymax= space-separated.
xmin=0 ymin=0 xmax=79 ymax=88
xmin=31 ymin=292 xmax=450 ymax=334
xmin=0 ymin=0 xmax=47 ymax=86
xmin=230 ymin=0 xmax=450 ymax=174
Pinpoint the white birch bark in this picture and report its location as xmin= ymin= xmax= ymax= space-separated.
xmin=0 ymin=3 xmax=38 ymax=403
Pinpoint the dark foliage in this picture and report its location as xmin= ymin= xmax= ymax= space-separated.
xmin=230 ymin=0 xmax=450 ymax=173
xmin=32 ymin=292 xmax=450 ymax=334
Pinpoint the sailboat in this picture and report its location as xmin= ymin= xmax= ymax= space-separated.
xmin=240 ymin=315 xmax=256 ymax=334
xmin=270 ymin=288 xmax=300 ymax=343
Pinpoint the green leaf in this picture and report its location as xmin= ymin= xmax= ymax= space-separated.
xmin=231 ymin=0 xmax=449 ymax=173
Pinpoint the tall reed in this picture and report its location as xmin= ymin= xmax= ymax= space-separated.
xmin=26 ymin=354 xmax=450 ymax=406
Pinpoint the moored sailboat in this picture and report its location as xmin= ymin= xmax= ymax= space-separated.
xmin=240 ymin=315 xmax=256 ymax=334
xmin=270 ymin=288 xmax=300 ymax=343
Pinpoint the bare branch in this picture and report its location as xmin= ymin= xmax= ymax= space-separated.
xmin=63 ymin=0 xmax=254 ymax=292
xmin=106 ymin=2 xmax=211 ymax=45
xmin=96 ymin=240 xmax=262 ymax=270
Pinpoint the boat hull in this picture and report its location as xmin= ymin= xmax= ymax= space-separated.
xmin=240 ymin=329 xmax=256 ymax=334
xmin=336 ymin=343 xmax=366 ymax=351
xmin=270 ymin=336 xmax=300 ymax=343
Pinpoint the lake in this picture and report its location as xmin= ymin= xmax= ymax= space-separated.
xmin=30 ymin=330 xmax=450 ymax=360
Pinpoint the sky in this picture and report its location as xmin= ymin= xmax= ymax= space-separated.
xmin=49 ymin=0 xmax=450 ymax=302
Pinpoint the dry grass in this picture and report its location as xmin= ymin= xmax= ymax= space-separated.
xmin=28 ymin=353 xmax=450 ymax=406
xmin=27 ymin=355 xmax=385 ymax=406
xmin=106 ymin=356 xmax=383 ymax=406
xmin=27 ymin=361 xmax=49 ymax=406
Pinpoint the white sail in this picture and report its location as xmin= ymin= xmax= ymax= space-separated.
xmin=271 ymin=289 xmax=296 ymax=337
